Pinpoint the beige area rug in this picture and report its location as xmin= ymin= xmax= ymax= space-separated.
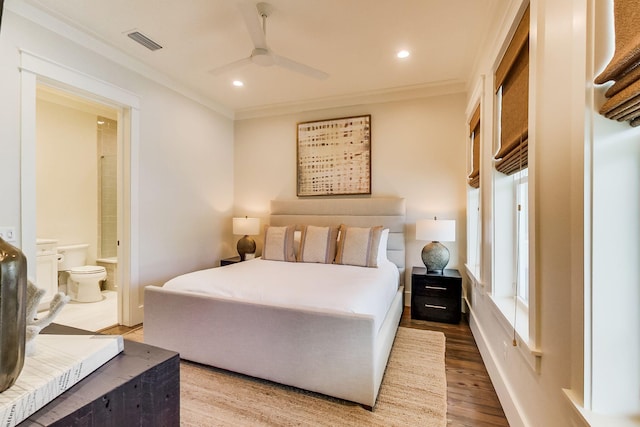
xmin=126 ymin=326 xmax=447 ymax=426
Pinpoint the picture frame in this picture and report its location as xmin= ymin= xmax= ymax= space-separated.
xmin=296 ymin=114 xmax=371 ymax=197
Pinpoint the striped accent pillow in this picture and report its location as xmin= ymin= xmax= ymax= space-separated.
xmin=262 ymin=225 xmax=296 ymax=262
xmin=297 ymin=225 xmax=339 ymax=264
xmin=334 ymin=225 xmax=384 ymax=267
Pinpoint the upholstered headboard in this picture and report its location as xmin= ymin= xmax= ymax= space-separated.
xmin=269 ymin=198 xmax=406 ymax=285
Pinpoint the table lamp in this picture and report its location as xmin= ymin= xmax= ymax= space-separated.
xmin=416 ymin=217 xmax=456 ymax=274
xmin=233 ymin=217 xmax=260 ymax=261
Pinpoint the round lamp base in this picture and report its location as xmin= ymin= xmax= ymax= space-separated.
xmin=237 ymin=236 xmax=256 ymax=261
xmin=421 ymin=241 xmax=450 ymax=274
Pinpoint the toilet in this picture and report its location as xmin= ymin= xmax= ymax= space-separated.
xmin=57 ymin=244 xmax=106 ymax=303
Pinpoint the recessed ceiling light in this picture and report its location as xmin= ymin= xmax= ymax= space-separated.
xmin=397 ymin=50 xmax=410 ymax=59
xmin=232 ymin=80 xmax=244 ymax=87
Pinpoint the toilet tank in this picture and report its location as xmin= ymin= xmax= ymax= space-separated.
xmin=57 ymin=243 xmax=89 ymax=271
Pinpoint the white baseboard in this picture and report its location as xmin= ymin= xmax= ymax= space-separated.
xmin=467 ymin=301 xmax=528 ymax=427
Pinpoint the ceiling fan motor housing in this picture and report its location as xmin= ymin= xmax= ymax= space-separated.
xmin=251 ymin=48 xmax=275 ymax=66
xmin=256 ymin=2 xmax=272 ymax=18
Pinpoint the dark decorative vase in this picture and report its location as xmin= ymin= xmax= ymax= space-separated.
xmin=0 ymin=237 xmax=27 ymax=393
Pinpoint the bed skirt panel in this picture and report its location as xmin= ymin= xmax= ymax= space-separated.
xmin=144 ymin=285 xmax=403 ymax=407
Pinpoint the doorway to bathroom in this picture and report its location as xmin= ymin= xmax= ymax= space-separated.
xmin=35 ymin=85 xmax=120 ymax=331
xmin=21 ymin=51 xmax=143 ymax=327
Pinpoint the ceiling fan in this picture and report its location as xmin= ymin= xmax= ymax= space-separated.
xmin=209 ymin=2 xmax=329 ymax=80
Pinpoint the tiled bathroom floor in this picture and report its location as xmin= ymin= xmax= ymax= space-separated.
xmin=42 ymin=290 xmax=118 ymax=332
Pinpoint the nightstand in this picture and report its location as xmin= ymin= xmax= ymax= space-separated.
xmin=411 ymin=266 xmax=462 ymax=324
xmin=220 ymin=256 xmax=241 ymax=266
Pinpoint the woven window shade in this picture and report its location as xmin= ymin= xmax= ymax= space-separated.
xmin=495 ymin=5 xmax=529 ymax=175
xmin=468 ymin=104 xmax=480 ymax=188
xmin=595 ymin=0 xmax=640 ymax=127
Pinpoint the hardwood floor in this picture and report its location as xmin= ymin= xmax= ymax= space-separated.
xmin=401 ymin=307 xmax=510 ymax=426
xmin=107 ymin=308 xmax=509 ymax=426
xmin=99 ymin=323 xmax=142 ymax=335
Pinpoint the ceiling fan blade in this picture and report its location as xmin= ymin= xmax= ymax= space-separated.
xmin=209 ymin=57 xmax=252 ymax=75
xmin=273 ymin=54 xmax=329 ymax=80
xmin=237 ymin=2 xmax=267 ymax=49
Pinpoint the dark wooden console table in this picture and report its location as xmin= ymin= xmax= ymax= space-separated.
xmin=19 ymin=324 xmax=180 ymax=426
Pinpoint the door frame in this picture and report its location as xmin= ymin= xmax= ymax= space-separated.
xmin=20 ymin=50 xmax=143 ymax=326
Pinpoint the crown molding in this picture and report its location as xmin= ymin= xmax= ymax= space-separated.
xmin=234 ymin=79 xmax=467 ymax=121
xmin=8 ymin=0 xmax=234 ymax=119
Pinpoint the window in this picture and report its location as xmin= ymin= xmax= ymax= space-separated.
xmin=466 ymin=102 xmax=481 ymax=278
xmin=514 ymin=169 xmax=528 ymax=305
xmin=493 ymin=5 xmax=529 ymax=293
xmin=467 ymin=184 xmax=481 ymax=280
xmin=490 ymin=5 xmax=536 ymax=367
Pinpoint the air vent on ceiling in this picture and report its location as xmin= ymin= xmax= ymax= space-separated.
xmin=127 ymin=31 xmax=163 ymax=51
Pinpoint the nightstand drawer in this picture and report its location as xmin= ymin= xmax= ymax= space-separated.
xmin=412 ymin=295 xmax=459 ymax=323
xmin=412 ymin=279 xmax=459 ymax=298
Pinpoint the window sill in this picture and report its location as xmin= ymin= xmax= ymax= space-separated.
xmin=487 ymin=294 xmax=542 ymax=373
xmin=464 ymin=263 xmax=480 ymax=281
xmin=563 ymin=389 xmax=640 ymax=427
xmin=463 ymin=263 xmax=484 ymax=292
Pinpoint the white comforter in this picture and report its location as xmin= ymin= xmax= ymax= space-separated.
xmin=163 ymin=258 xmax=400 ymax=332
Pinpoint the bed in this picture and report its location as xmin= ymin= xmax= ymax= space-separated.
xmin=143 ymin=197 xmax=406 ymax=409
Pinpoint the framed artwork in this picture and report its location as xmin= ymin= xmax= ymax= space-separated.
xmin=296 ymin=114 xmax=371 ymax=197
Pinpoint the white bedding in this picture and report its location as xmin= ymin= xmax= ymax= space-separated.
xmin=163 ymin=257 xmax=400 ymax=332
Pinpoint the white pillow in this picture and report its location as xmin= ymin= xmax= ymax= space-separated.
xmin=262 ymin=225 xmax=296 ymax=262
xmin=377 ymin=228 xmax=390 ymax=265
xmin=297 ymin=225 xmax=339 ymax=264
xmin=334 ymin=225 xmax=384 ymax=268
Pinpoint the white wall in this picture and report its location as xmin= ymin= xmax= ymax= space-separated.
xmin=234 ymin=94 xmax=468 ymax=288
xmin=36 ymin=98 xmax=100 ymax=262
xmin=0 ymin=8 xmax=235 ymax=310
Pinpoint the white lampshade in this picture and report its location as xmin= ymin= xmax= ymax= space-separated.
xmin=232 ymin=217 xmax=260 ymax=236
xmin=416 ymin=218 xmax=456 ymax=242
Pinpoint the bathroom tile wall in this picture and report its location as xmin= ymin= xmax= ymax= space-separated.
xmin=97 ymin=117 xmax=118 ymax=259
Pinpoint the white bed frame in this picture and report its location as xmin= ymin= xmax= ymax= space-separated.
xmin=144 ymin=198 xmax=406 ymax=408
